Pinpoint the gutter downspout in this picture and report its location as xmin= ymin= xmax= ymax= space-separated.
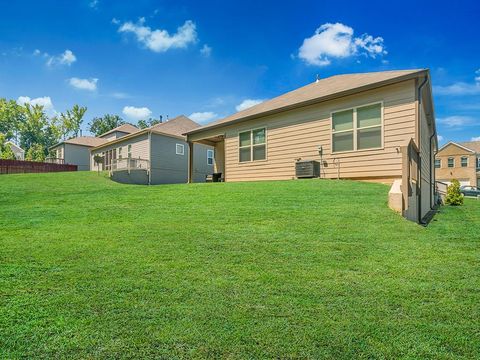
xmin=417 ymin=76 xmax=428 ymax=224
xmin=148 ymin=131 xmax=152 ymax=185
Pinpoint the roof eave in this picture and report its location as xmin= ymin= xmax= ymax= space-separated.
xmin=185 ymin=70 xmax=428 ymax=136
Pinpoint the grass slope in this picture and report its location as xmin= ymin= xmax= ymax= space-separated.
xmin=0 ymin=172 xmax=479 ymax=359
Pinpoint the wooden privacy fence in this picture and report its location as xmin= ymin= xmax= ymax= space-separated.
xmin=0 ymin=159 xmax=77 ymax=174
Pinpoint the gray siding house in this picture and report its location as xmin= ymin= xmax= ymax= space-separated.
xmin=90 ymin=116 xmax=214 ymax=184
xmin=49 ymin=137 xmax=108 ymax=170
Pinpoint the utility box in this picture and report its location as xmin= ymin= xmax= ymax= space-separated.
xmin=295 ymin=160 xmax=320 ymax=178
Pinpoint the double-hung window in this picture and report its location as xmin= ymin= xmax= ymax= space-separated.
xmin=448 ymin=157 xmax=454 ymax=168
xmin=118 ymin=147 xmax=123 ymax=159
xmin=239 ymin=128 xmax=266 ymax=162
xmin=461 ymin=156 xmax=468 ymax=167
xmin=127 ymin=145 xmax=132 ymax=158
xmin=477 ymin=157 xmax=480 ymax=169
xmin=207 ymin=149 xmax=214 ymax=165
xmin=332 ymin=103 xmax=382 ymax=153
xmin=434 ymin=159 xmax=441 ymax=168
xmin=176 ymin=144 xmax=185 ymax=155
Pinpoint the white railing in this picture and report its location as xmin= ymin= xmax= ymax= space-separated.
xmin=111 ymin=158 xmax=149 ymax=172
xmin=45 ymin=157 xmax=65 ymax=164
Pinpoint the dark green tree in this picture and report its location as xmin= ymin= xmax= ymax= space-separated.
xmin=137 ymin=117 xmax=161 ymax=129
xmin=88 ymin=114 xmax=125 ymax=136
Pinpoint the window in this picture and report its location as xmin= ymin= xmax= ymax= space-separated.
xmin=477 ymin=157 xmax=480 ymax=169
xmin=239 ymin=128 xmax=266 ymax=162
xmin=118 ymin=147 xmax=123 ymax=159
xmin=176 ymin=143 xmax=185 ymax=155
xmin=207 ymin=149 xmax=214 ymax=165
xmin=127 ymin=145 xmax=132 ymax=158
xmin=461 ymin=156 xmax=468 ymax=167
xmin=435 ymin=159 xmax=441 ymax=168
xmin=332 ymin=103 xmax=382 ymax=153
xmin=448 ymin=157 xmax=454 ymax=168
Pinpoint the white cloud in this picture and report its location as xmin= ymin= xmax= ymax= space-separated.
xmin=471 ymin=136 xmax=480 ymax=141
xmin=69 ymin=77 xmax=98 ymax=91
xmin=438 ymin=116 xmax=476 ymax=127
xmin=118 ymin=18 xmax=197 ymax=52
xmin=437 ymin=134 xmax=444 ymax=142
xmin=298 ymin=22 xmax=386 ymax=66
xmin=434 ymin=69 xmax=480 ymax=95
xmin=236 ymin=99 xmax=264 ymax=112
xmin=89 ymin=0 xmax=99 ymax=9
xmin=200 ymin=44 xmax=212 ymax=57
xmin=189 ymin=111 xmax=217 ymax=124
xmin=17 ymin=96 xmax=56 ymax=116
xmin=17 ymin=96 xmax=54 ymax=110
xmin=122 ymin=106 xmax=152 ymax=120
xmin=46 ymin=49 xmax=77 ymax=66
xmin=33 ymin=49 xmax=41 ymax=56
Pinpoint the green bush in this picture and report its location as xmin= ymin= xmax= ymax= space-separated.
xmin=445 ymin=179 xmax=464 ymax=206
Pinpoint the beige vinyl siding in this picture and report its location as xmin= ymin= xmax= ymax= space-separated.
xmin=191 ymin=80 xmax=416 ymax=182
xmin=90 ymin=133 xmax=149 ymax=170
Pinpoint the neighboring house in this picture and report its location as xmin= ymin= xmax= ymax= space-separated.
xmin=98 ymin=123 xmax=139 ymax=141
xmin=49 ymin=137 xmax=109 ymax=171
xmin=435 ymin=141 xmax=480 ymax=187
xmin=186 ymin=69 xmax=437 ymax=223
xmin=90 ymin=115 xmax=214 ymax=185
xmin=5 ymin=141 xmax=24 ymax=160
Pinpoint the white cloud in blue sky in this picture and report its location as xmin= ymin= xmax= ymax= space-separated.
xmin=46 ymin=49 xmax=76 ymax=67
xmin=118 ymin=18 xmax=197 ymax=53
xmin=69 ymin=77 xmax=98 ymax=91
xmin=189 ymin=111 xmax=217 ymax=124
xmin=236 ymin=99 xmax=264 ymax=112
xmin=123 ymin=106 xmax=152 ymax=120
xmin=298 ymin=23 xmax=386 ymax=66
xmin=200 ymin=44 xmax=212 ymax=57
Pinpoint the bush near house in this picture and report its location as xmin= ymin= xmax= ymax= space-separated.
xmin=0 ymin=172 xmax=479 ymax=359
xmin=445 ymin=179 xmax=464 ymax=206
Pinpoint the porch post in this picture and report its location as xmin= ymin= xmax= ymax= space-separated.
xmin=188 ymin=141 xmax=194 ymax=183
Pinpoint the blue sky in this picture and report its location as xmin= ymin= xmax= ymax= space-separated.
xmin=0 ymin=0 xmax=479 ymax=143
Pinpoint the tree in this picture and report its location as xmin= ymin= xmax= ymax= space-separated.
xmin=93 ymin=154 xmax=104 ymax=174
xmin=445 ymin=179 xmax=464 ymax=206
xmin=19 ymin=104 xmax=49 ymax=151
xmin=25 ymin=143 xmax=46 ymax=162
xmin=137 ymin=117 xmax=161 ymax=129
xmin=88 ymin=114 xmax=125 ymax=136
xmin=59 ymin=104 xmax=87 ymax=139
xmin=0 ymin=98 xmax=25 ymax=141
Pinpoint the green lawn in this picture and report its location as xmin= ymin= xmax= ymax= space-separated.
xmin=0 ymin=172 xmax=479 ymax=359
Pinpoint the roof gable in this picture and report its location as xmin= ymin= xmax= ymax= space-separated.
xmin=438 ymin=141 xmax=476 ymax=154
xmin=5 ymin=141 xmax=24 ymax=153
xmin=458 ymin=141 xmax=480 ymax=153
xmin=99 ymin=123 xmax=139 ymax=138
xmin=150 ymin=115 xmax=200 ymax=137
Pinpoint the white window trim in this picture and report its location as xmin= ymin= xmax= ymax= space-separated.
xmin=176 ymin=143 xmax=185 ymax=155
xmin=238 ymin=127 xmax=268 ymax=163
xmin=448 ymin=157 xmax=455 ymax=168
xmin=461 ymin=156 xmax=468 ymax=167
xmin=330 ymin=101 xmax=384 ymax=154
xmin=477 ymin=157 xmax=480 ymax=169
xmin=207 ymin=149 xmax=214 ymax=165
xmin=435 ymin=159 xmax=441 ymax=168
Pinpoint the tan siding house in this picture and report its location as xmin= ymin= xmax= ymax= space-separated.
xmin=435 ymin=141 xmax=480 ymax=187
xmin=186 ymin=69 xmax=437 ymax=223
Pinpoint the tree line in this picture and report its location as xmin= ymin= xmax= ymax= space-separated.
xmin=0 ymin=97 xmax=161 ymax=161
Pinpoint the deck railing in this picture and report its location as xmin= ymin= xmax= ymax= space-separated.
xmin=45 ymin=157 xmax=65 ymax=164
xmin=110 ymin=158 xmax=149 ymax=172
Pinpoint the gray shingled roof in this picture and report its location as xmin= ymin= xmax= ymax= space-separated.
xmin=150 ymin=115 xmax=200 ymax=136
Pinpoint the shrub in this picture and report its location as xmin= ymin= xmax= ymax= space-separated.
xmin=445 ymin=179 xmax=464 ymax=206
